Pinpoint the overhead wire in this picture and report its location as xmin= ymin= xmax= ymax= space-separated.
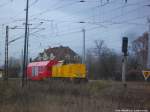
xmin=4 ymin=0 xmax=39 ymax=25
xmin=11 ymin=24 xmax=103 ymax=43
xmin=29 ymin=0 xmax=80 ymax=19
xmin=0 ymin=0 xmax=12 ymax=8
xmin=3 ymin=0 xmax=149 ymax=26
xmin=7 ymin=1 xmax=148 ymax=27
xmin=101 ymin=4 xmax=148 ymax=22
xmin=30 ymin=12 xmax=148 ymax=32
xmin=40 ymin=0 xmax=117 ymax=23
xmin=29 ymin=0 xmax=39 ymax=8
xmin=48 ymin=0 xmax=149 ymax=23
xmin=4 ymin=0 xmax=150 ymax=46
xmin=28 ymin=10 xmax=149 ymax=39
xmin=30 ymin=18 xmax=106 ymax=35
xmin=25 ymin=17 xmax=147 ymax=40
xmin=93 ymin=4 xmax=149 ymax=25
xmin=38 ymin=15 xmax=149 ymax=39
xmin=50 ymin=25 xmax=106 ymax=38
xmin=9 ymin=28 xmax=45 ymax=44
xmin=9 ymin=22 xmax=45 ymax=44
xmin=99 ymin=0 xmax=149 ymax=16
xmin=89 ymin=14 xmax=149 ymax=26
xmin=38 ymin=13 xmax=149 ymax=38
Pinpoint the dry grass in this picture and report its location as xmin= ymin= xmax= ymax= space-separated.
xmin=0 ymin=79 xmax=150 ymax=112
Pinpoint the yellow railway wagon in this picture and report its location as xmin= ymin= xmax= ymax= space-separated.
xmin=52 ymin=64 xmax=86 ymax=78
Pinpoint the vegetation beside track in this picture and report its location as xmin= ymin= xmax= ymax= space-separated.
xmin=0 ymin=80 xmax=149 ymax=112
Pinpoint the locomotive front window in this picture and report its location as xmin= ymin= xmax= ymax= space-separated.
xmin=32 ymin=66 xmax=39 ymax=76
xmin=32 ymin=67 xmax=35 ymax=76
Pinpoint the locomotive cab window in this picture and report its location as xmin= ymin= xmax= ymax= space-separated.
xmin=32 ymin=66 xmax=39 ymax=76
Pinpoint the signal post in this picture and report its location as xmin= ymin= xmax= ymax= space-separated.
xmin=122 ymin=37 xmax=128 ymax=87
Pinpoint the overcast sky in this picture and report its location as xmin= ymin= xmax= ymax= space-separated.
xmin=0 ymin=0 xmax=150 ymax=64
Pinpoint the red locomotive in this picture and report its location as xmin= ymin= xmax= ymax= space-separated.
xmin=27 ymin=60 xmax=58 ymax=80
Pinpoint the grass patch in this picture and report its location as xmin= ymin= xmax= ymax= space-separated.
xmin=0 ymin=80 xmax=149 ymax=112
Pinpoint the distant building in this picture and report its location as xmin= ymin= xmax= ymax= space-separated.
xmin=0 ymin=68 xmax=3 ymax=78
xmin=35 ymin=46 xmax=81 ymax=63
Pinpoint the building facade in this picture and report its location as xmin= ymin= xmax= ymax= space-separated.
xmin=0 ymin=68 xmax=3 ymax=78
xmin=35 ymin=46 xmax=81 ymax=63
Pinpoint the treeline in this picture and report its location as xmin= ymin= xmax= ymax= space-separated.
xmin=1 ymin=57 xmax=21 ymax=78
xmin=86 ymin=40 xmax=144 ymax=81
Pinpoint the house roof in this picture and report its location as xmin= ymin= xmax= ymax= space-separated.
xmin=28 ymin=60 xmax=50 ymax=67
xmin=35 ymin=46 xmax=78 ymax=60
xmin=45 ymin=46 xmax=77 ymax=57
xmin=28 ymin=60 xmax=59 ymax=67
xmin=34 ymin=46 xmax=80 ymax=62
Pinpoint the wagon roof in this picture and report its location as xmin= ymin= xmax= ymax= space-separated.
xmin=28 ymin=60 xmax=50 ymax=67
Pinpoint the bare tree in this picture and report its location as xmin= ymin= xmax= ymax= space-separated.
xmin=94 ymin=40 xmax=105 ymax=57
xmin=86 ymin=40 xmax=118 ymax=80
xmin=132 ymin=32 xmax=148 ymax=69
xmin=8 ymin=57 xmax=21 ymax=78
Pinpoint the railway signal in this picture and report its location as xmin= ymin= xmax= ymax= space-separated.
xmin=122 ymin=37 xmax=128 ymax=56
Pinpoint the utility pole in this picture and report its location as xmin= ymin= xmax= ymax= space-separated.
xmin=22 ymin=0 xmax=29 ymax=87
xmin=24 ymin=23 xmax=30 ymax=85
xmin=82 ymin=29 xmax=85 ymax=64
xmin=4 ymin=26 xmax=9 ymax=81
xmin=147 ymin=17 xmax=150 ymax=69
xmin=20 ymin=49 xmax=23 ymax=78
xmin=26 ymin=24 xmax=29 ymax=74
xmin=122 ymin=37 xmax=128 ymax=87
